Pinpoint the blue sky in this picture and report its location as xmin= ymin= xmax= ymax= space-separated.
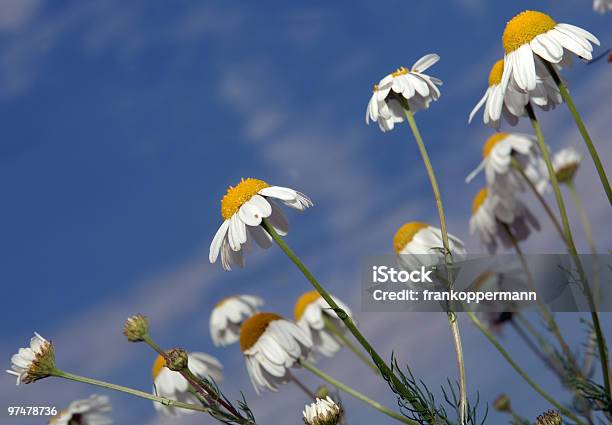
xmin=1 ymin=1 xmax=611 ymax=424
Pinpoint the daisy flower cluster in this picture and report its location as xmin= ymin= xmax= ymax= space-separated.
xmin=5 ymin=5 xmax=608 ymax=425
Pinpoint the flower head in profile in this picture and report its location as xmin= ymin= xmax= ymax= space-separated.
xmin=552 ymin=147 xmax=582 ymax=184
xmin=393 ymin=222 xmax=466 ymax=272
xmin=209 ymin=178 xmax=312 ymax=271
xmin=49 ymin=395 xmax=112 ymax=425
xmin=6 ymin=332 xmax=55 ymax=385
xmin=501 ymin=10 xmax=600 ymax=93
xmin=466 ymin=133 xmax=548 ymax=195
xmin=469 ymin=59 xmax=560 ymax=129
xmin=366 ymin=54 xmax=442 ymax=132
xmin=303 ymin=396 xmax=341 ymax=425
xmin=594 ymin=0 xmax=612 ymax=14
xmin=294 ymin=291 xmax=352 ymax=358
xmin=152 ymin=351 xmax=223 ymax=416
xmin=469 ymin=187 xmax=540 ymax=253
xmin=239 ymin=312 xmax=311 ymax=394
xmin=210 ymin=295 xmax=264 ymax=346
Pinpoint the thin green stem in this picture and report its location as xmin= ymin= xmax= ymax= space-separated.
xmin=52 ymin=369 xmax=214 ymax=415
xmin=400 ymin=103 xmax=467 ymax=424
xmin=323 ymin=316 xmax=380 ymax=374
xmin=501 ymin=222 xmax=576 ymax=370
xmin=261 ymin=220 xmax=434 ymax=421
xmin=300 ymin=360 xmax=417 ymax=425
xmin=567 ymin=181 xmax=597 ymax=255
xmin=543 ymin=61 xmax=612 ymax=204
xmin=510 ymin=158 xmax=565 ymax=243
xmin=466 ymin=312 xmax=586 ymax=425
xmin=567 ymin=180 xmax=601 ymax=376
xmin=526 ymin=103 xmax=611 ymax=399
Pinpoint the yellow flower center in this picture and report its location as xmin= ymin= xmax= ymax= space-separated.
xmin=472 ymin=188 xmax=488 ymax=214
xmin=373 ymin=84 xmax=379 ymax=92
xmin=502 ymin=10 xmax=557 ymax=54
xmin=391 ymin=66 xmax=409 ymax=77
xmin=220 ymin=178 xmax=270 ymax=220
xmin=294 ymin=291 xmax=321 ymax=321
xmin=488 ymin=59 xmax=504 ymax=86
xmin=483 ymin=133 xmax=508 ymax=158
xmin=239 ymin=312 xmax=283 ymax=352
xmin=393 ymin=222 xmax=429 ymax=254
xmin=152 ymin=355 xmax=166 ymax=379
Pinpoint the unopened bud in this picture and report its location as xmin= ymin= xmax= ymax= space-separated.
xmin=493 ymin=394 xmax=511 ymax=412
xmin=165 ymin=348 xmax=189 ymax=371
xmin=535 ymin=410 xmax=561 ymax=425
xmin=123 ymin=315 xmax=149 ymax=342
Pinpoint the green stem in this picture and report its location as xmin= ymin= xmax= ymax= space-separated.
xmin=567 ymin=181 xmax=597 ymax=255
xmin=323 ymin=316 xmax=380 ymax=374
xmin=52 ymin=369 xmax=213 ymax=415
xmin=261 ymin=220 xmax=434 ymax=421
xmin=299 ymin=360 xmax=417 ymax=425
xmin=567 ymin=180 xmax=601 ymax=376
xmin=466 ymin=312 xmax=586 ymax=425
xmin=510 ymin=158 xmax=565 ymax=243
xmin=526 ymin=103 xmax=611 ymax=399
xmin=501 ymin=222 xmax=576 ymax=370
xmin=543 ymin=61 xmax=612 ymax=204
xmin=400 ymin=103 xmax=467 ymax=424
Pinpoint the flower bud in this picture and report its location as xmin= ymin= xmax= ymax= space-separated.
xmin=165 ymin=348 xmax=189 ymax=372
xmin=315 ymin=385 xmax=330 ymax=399
xmin=123 ymin=314 xmax=148 ymax=342
xmin=303 ymin=396 xmax=341 ymax=425
xmin=493 ymin=394 xmax=511 ymax=412
xmin=535 ymin=410 xmax=561 ymax=425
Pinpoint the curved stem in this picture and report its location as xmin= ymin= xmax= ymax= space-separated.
xmin=526 ymin=103 xmax=610 ymax=399
xmin=323 ymin=317 xmax=380 ymax=374
xmin=400 ymin=103 xmax=467 ymax=425
xmin=466 ymin=312 xmax=586 ymax=425
xmin=543 ymin=61 xmax=612 ymax=204
xmin=261 ymin=220 xmax=434 ymax=421
xmin=299 ymin=359 xmax=417 ymax=425
xmin=52 ymin=369 xmax=215 ymax=415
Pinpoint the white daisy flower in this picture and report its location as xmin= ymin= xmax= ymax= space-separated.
xmin=594 ymin=0 xmax=612 ymax=13
xmin=303 ymin=396 xmax=342 ymax=425
xmin=366 ymin=53 xmax=442 ymax=132
xmin=552 ymin=147 xmax=582 ymax=184
xmin=210 ymin=295 xmax=264 ymax=347
xmin=466 ymin=133 xmax=548 ymax=195
xmin=469 ymin=188 xmax=540 ymax=253
xmin=152 ymin=352 xmax=223 ymax=416
xmin=393 ymin=222 xmax=466 ymax=272
xmin=49 ymin=395 xmax=112 ymax=425
xmin=6 ymin=332 xmax=55 ymax=385
xmin=209 ymin=178 xmax=313 ymax=271
xmin=239 ymin=312 xmax=311 ymax=394
xmin=469 ymin=59 xmax=561 ymax=129
xmin=501 ymin=10 xmax=600 ymax=93
xmin=294 ymin=291 xmax=352 ymax=358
